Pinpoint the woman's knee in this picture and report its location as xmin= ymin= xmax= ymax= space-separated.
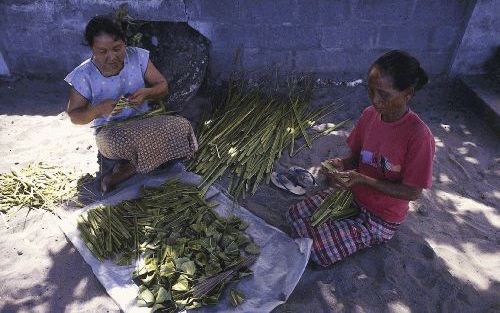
xmin=97 ymin=129 xmax=131 ymax=156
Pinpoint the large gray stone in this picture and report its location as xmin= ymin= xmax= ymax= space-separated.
xmin=126 ymin=21 xmax=209 ymax=110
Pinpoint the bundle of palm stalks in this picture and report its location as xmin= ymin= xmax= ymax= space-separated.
xmin=310 ymin=161 xmax=359 ymax=227
xmin=0 ymin=162 xmax=80 ymax=213
xmin=94 ymin=98 xmax=173 ymax=130
xmin=77 ymin=180 xmax=259 ymax=312
xmin=110 ymin=95 xmax=134 ymax=116
xmin=189 ymin=78 xmax=346 ymax=199
xmin=310 ymin=189 xmax=357 ymax=227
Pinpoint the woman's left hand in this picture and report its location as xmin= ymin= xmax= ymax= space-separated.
xmin=128 ymin=88 xmax=151 ymax=105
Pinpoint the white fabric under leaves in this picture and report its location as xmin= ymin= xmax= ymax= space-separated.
xmin=59 ymin=162 xmax=311 ymax=313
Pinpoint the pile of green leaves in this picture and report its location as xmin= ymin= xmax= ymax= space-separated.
xmin=189 ymin=78 xmax=346 ymax=199
xmin=77 ymin=180 xmax=259 ymax=312
xmin=0 ymin=162 xmax=81 ymax=214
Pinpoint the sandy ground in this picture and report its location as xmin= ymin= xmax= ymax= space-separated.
xmin=0 ymin=77 xmax=499 ymax=313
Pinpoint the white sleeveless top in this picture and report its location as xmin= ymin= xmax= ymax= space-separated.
xmin=64 ymin=47 xmax=151 ymax=129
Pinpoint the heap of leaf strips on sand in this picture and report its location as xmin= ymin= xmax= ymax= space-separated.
xmin=0 ymin=162 xmax=83 ymax=214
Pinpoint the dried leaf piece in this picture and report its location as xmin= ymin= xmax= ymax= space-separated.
xmin=205 ymin=258 xmax=222 ymax=276
xmin=185 ymin=300 xmax=202 ymax=309
xmin=235 ymin=233 xmax=251 ymax=246
xmin=202 ymin=294 xmax=220 ymax=305
xmin=224 ymin=241 xmax=240 ymax=257
xmin=244 ymin=243 xmax=260 ymax=255
xmin=155 ymin=286 xmax=171 ymax=304
xmin=220 ymin=234 xmax=235 ymax=248
xmin=171 ymin=274 xmax=189 ymax=291
xmin=159 ymin=260 xmax=176 ymax=278
xmin=145 ymin=258 xmax=158 ymax=272
xmin=161 ymin=245 xmax=177 ymax=261
xmin=137 ymin=299 xmax=149 ymax=307
xmin=195 ymin=252 xmax=207 ymax=266
xmin=137 ymin=288 xmax=155 ymax=306
xmin=200 ymin=237 xmax=217 ymax=251
xmin=150 ymin=303 xmax=166 ymax=312
xmin=230 ymin=288 xmax=245 ymax=306
xmin=237 ymin=220 xmax=249 ymax=230
xmin=237 ymin=268 xmax=253 ymax=279
xmin=142 ymin=272 xmax=156 ymax=285
xmin=174 ymin=257 xmax=190 ymax=270
xmin=180 ymin=260 xmax=196 ymax=276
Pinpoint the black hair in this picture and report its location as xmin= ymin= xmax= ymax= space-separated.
xmin=84 ymin=15 xmax=125 ymax=47
xmin=371 ymin=50 xmax=429 ymax=91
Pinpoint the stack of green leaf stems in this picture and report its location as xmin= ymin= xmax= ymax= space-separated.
xmin=77 ymin=180 xmax=259 ymax=312
xmin=190 ymin=78 xmax=348 ymax=199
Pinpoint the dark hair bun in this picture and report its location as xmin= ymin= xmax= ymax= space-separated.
xmin=372 ymin=50 xmax=428 ymax=92
xmin=84 ymin=15 xmax=125 ymax=47
xmin=415 ymin=66 xmax=429 ymax=91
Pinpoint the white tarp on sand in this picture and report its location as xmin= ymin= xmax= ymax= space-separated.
xmin=59 ymin=163 xmax=311 ymax=313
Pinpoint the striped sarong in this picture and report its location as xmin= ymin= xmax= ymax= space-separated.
xmin=286 ymin=188 xmax=399 ymax=267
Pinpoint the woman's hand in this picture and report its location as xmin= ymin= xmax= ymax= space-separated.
xmin=326 ymin=157 xmax=344 ymax=171
xmin=128 ymin=88 xmax=151 ymax=105
xmin=331 ymin=170 xmax=423 ymax=201
xmin=97 ymin=99 xmax=118 ymax=117
xmin=322 ymin=158 xmax=368 ymax=189
xmin=331 ymin=170 xmax=368 ymax=189
xmin=321 ymin=157 xmax=345 ymax=188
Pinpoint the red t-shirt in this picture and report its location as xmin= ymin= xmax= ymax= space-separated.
xmin=347 ymin=106 xmax=435 ymax=223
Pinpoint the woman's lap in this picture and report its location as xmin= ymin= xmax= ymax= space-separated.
xmin=96 ymin=115 xmax=198 ymax=173
xmin=287 ymin=188 xmax=399 ymax=267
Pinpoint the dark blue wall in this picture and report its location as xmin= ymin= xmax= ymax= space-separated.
xmin=0 ymin=0 xmax=490 ymax=80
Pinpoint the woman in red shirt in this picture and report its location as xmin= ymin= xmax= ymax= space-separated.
xmin=287 ymin=50 xmax=435 ymax=267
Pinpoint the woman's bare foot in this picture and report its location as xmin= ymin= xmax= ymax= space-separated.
xmin=100 ymin=161 xmax=136 ymax=194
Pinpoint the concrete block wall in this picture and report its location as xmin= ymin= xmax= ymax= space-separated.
xmin=0 ymin=0 xmax=477 ymax=80
xmin=451 ymin=0 xmax=500 ymax=76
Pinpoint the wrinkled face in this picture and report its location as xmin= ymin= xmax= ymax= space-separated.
xmin=91 ymin=33 xmax=125 ymax=75
xmin=367 ymin=65 xmax=412 ymax=119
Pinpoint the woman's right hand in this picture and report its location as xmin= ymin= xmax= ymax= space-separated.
xmin=326 ymin=157 xmax=344 ymax=171
xmin=322 ymin=158 xmax=346 ymax=188
xmin=96 ymin=99 xmax=118 ymax=117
